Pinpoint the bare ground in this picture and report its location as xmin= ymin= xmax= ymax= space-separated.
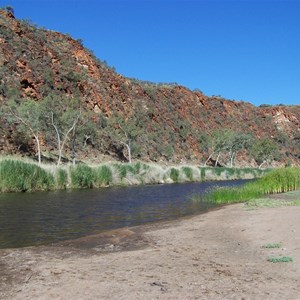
xmin=1 ymin=202 xmax=300 ymax=300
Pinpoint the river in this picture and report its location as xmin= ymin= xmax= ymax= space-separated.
xmin=0 ymin=179 xmax=248 ymax=248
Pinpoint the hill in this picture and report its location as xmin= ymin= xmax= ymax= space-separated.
xmin=0 ymin=8 xmax=299 ymax=167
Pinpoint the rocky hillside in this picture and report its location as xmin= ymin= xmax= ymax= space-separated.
xmin=0 ymin=8 xmax=299 ymax=166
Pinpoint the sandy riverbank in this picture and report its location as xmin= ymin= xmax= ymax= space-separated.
xmin=1 ymin=201 xmax=300 ymax=300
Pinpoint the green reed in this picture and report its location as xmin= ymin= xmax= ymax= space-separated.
xmin=192 ymin=167 xmax=300 ymax=204
xmin=0 ymin=159 xmax=54 ymax=192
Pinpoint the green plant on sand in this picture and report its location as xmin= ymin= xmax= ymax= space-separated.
xmin=267 ymin=256 xmax=293 ymax=263
xmin=262 ymin=243 xmax=282 ymax=249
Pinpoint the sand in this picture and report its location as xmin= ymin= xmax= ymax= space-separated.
xmin=1 ymin=202 xmax=300 ymax=300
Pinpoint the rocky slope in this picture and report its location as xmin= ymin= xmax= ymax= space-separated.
xmin=0 ymin=9 xmax=299 ymax=166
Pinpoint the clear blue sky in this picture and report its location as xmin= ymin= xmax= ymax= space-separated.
xmin=2 ymin=0 xmax=300 ymax=106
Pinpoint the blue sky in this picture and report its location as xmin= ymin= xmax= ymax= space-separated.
xmin=2 ymin=0 xmax=300 ymax=106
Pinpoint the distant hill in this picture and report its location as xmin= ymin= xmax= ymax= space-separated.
xmin=0 ymin=8 xmax=299 ymax=167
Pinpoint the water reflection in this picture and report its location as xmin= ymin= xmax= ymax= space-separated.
xmin=0 ymin=180 xmax=248 ymax=248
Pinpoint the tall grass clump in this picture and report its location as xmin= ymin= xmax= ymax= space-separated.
xmin=170 ymin=168 xmax=179 ymax=182
xmin=213 ymin=167 xmax=225 ymax=177
xmin=193 ymin=167 xmax=300 ymax=205
xmin=0 ymin=159 xmax=54 ymax=192
xmin=114 ymin=163 xmax=128 ymax=179
xmin=70 ymin=164 xmax=94 ymax=189
xmin=94 ymin=165 xmax=113 ymax=187
xmin=259 ymin=167 xmax=300 ymax=194
xmin=112 ymin=162 xmax=151 ymax=184
xmin=181 ymin=166 xmax=193 ymax=181
xmin=55 ymin=168 xmax=68 ymax=189
xmin=202 ymin=181 xmax=264 ymax=204
xmin=200 ymin=167 xmax=206 ymax=180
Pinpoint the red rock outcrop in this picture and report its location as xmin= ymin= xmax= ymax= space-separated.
xmin=0 ymin=9 xmax=299 ymax=165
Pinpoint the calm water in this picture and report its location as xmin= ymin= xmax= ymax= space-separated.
xmin=0 ymin=180 xmax=248 ymax=248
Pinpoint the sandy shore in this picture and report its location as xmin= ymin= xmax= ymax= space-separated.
xmin=1 ymin=202 xmax=300 ymax=300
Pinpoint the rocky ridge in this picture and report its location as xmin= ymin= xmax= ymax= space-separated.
xmin=0 ymin=9 xmax=299 ymax=166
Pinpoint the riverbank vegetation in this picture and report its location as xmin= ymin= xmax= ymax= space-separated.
xmin=192 ymin=167 xmax=300 ymax=205
xmin=0 ymin=158 xmax=266 ymax=192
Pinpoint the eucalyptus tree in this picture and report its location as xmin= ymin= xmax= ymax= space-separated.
xmin=100 ymin=99 xmax=150 ymax=163
xmin=103 ymin=112 xmax=144 ymax=163
xmin=1 ymin=98 xmax=45 ymax=164
xmin=202 ymin=129 xmax=252 ymax=167
xmin=226 ymin=131 xmax=252 ymax=167
xmin=251 ymin=138 xmax=279 ymax=168
xmin=42 ymin=95 xmax=82 ymax=165
xmin=203 ymin=129 xmax=230 ymax=166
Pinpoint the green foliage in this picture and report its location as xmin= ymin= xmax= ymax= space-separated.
xmin=198 ymin=167 xmax=265 ymax=181
xmin=56 ymin=168 xmax=68 ymax=189
xmin=181 ymin=166 xmax=193 ymax=181
xmin=42 ymin=95 xmax=91 ymax=165
xmin=170 ymin=168 xmax=179 ymax=182
xmin=267 ymin=256 xmax=293 ymax=263
xmin=204 ymin=129 xmax=252 ymax=167
xmin=193 ymin=167 xmax=300 ymax=205
xmin=70 ymin=164 xmax=94 ymax=188
xmin=3 ymin=98 xmax=47 ymax=163
xmin=0 ymin=159 xmax=54 ymax=192
xmin=102 ymin=100 xmax=150 ymax=162
xmin=132 ymin=162 xmax=142 ymax=174
xmin=213 ymin=167 xmax=224 ymax=176
xmin=115 ymin=163 xmax=128 ymax=179
xmin=200 ymin=167 xmax=206 ymax=180
xmin=251 ymin=138 xmax=279 ymax=168
xmin=262 ymin=243 xmax=282 ymax=249
xmin=94 ymin=165 xmax=113 ymax=186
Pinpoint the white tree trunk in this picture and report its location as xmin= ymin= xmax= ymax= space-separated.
xmin=51 ymin=112 xmax=80 ymax=166
xmin=204 ymin=152 xmax=214 ymax=166
xmin=10 ymin=112 xmax=42 ymax=164
xmin=51 ymin=112 xmax=62 ymax=165
xmin=121 ymin=141 xmax=132 ymax=163
xmin=259 ymin=160 xmax=266 ymax=169
xmin=33 ymin=134 xmax=41 ymax=165
xmin=215 ymin=152 xmax=221 ymax=167
xmin=229 ymin=151 xmax=236 ymax=168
